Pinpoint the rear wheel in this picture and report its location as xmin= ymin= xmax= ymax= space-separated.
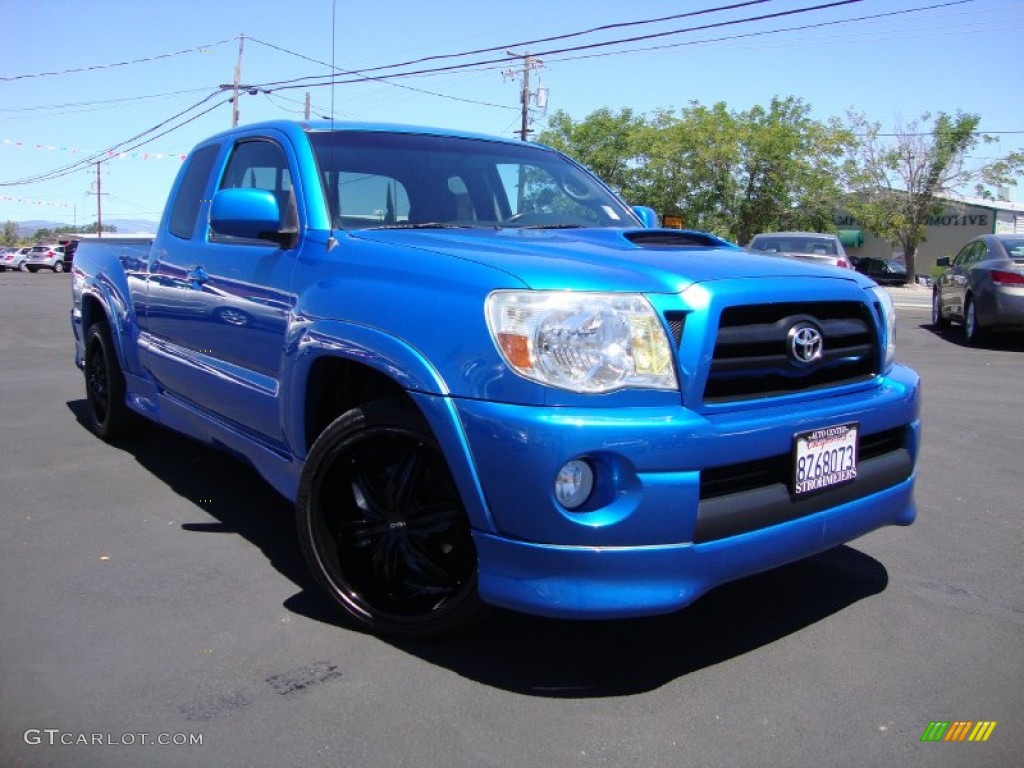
xmin=27 ymin=266 xmax=39 ymax=273
xmin=84 ymin=322 xmax=140 ymax=438
xmin=297 ymin=399 xmax=486 ymax=639
xmin=964 ymin=296 xmax=986 ymax=345
xmin=53 ymin=260 xmax=65 ymax=273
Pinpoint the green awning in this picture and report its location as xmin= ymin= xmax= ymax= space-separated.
xmin=838 ymin=228 xmax=864 ymax=248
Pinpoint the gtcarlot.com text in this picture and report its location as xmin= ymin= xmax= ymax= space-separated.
xmin=24 ymin=729 xmax=203 ymax=746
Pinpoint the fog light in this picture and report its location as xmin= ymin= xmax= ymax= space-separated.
xmin=555 ymin=460 xmax=594 ymax=510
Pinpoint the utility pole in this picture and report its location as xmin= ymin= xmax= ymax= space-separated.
xmin=304 ymin=91 xmax=311 ymax=121
xmin=504 ymin=52 xmax=546 ymax=141
xmin=232 ymin=33 xmax=245 ymax=127
xmin=86 ymin=162 xmax=108 ymax=238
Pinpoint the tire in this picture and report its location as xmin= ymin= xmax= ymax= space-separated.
xmin=931 ymin=290 xmax=949 ymax=329
xmin=297 ymin=399 xmax=486 ymax=639
xmin=18 ymin=263 xmax=28 ymax=273
xmin=53 ymin=260 xmax=65 ymax=273
xmin=84 ymin=322 xmax=141 ymax=439
xmin=27 ymin=266 xmax=38 ymax=273
xmin=964 ymin=296 xmax=986 ymax=345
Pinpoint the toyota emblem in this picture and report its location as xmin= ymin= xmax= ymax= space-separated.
xmin=788 ymin=323 xmax=824 ymax=366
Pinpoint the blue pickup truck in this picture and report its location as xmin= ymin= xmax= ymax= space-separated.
xmin=71 ymin=120 xmax=919 ymax=638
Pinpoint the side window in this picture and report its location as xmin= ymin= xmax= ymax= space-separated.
xmin=953 ymin=243 xmax=974 ymax=267
xmin=168 ymin=144 xmax=220 ymax=240
xmin=218 ymin=139 xmax=297 ymax=234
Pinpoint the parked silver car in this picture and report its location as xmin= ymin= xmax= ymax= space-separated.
xmin=933 ymin=234 xmax=1024 ymax=343
xmin=747 ymin=232 xmax=853 ymax=270
xmin=24 ymin=244 xmax=67 ymax=273
xmin=0 ymin=247 xmax=31 ymax=272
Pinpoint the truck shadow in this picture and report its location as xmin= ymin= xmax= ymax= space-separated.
xmin=67 ymin=399 xmax=889 ymax=697
xmin=389 ymin=544 xmax=887 ymax=697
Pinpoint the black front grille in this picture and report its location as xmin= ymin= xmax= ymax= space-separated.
xmin=704 ymin=302 xmax=879 ymax=402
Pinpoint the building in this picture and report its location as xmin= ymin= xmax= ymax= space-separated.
xmin=835 ymin=196 xmax=1024 ymax=281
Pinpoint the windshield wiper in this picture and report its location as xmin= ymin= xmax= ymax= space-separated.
xmin=367 ymin=222 xmax=478 ymax=230
xmin=520 ymin=224 xmax=585 ymax=230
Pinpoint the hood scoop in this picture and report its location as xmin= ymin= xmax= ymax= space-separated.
xmin=624 ymin=230 xmax=733 ymax=249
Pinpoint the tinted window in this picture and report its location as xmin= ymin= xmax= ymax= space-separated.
xmin=218 ymin=139 xmax=296 ymax=234
xmin=168 ymin=144 xmax=220 ymax=240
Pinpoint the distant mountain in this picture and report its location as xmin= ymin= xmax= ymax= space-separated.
xmin=15 ymin=218 xmax=159 ymax=239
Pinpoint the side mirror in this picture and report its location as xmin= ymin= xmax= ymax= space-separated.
xmin=211 ymin=188 xmax=293 ymax=245
xmin=631 ymin=206 xmax=659 ymax=229
xmin=935 ymin=256 xmax=950 ymax=268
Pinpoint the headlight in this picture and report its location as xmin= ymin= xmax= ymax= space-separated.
xmin=485 ymin=290 xmax=678 ymax=393
xmin=868 ymin=285 xmax=896 ymax=370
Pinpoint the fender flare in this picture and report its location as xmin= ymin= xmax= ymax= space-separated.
xmin=285 ymin=319 xmax=497 ymax=533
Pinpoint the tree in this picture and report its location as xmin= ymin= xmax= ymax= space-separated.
xmin=843 ymin=111 xmax=1024 ymax=281
xmin=632 ymin=102 xmax=740 ymax=236
xmin=2 ymin=220 xmax=18 ymax=246
xmin=732 ymin=97 xmax=853 ymax=245
xmin=539 ymin=97 xmax=853 ymax=243
xmin=538 ymin=107 xmax=645 ymax=197
xmin=30 ymin=222 xmax=116 ymax=241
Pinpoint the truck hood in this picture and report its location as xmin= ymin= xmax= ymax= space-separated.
xmin=349 ymin=227 xmax=870 ymax=293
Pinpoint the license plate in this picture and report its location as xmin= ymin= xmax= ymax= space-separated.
xmin=792 ymin=423 xmax=858 ymax=495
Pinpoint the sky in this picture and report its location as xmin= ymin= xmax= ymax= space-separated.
xmin=2 ymin=0 xmax=1023 ymax=229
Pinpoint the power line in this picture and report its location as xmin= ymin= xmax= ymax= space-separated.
xmin=0 ymin=39 xmax=234 ymax=81
xmin=321 ymin=0 xmax=775 ymax=76
xmin=252 ymin=0 xmax=873 ymax=92
xmin=546 ymin=0 xmax=978 ymax=65
xmin=0 ymin=91 xmax=227 ymax=186
xmin=246 ymin=37 xmax=518 ymax=111
xmin=0 ymin=87 xmax=216 ymax=115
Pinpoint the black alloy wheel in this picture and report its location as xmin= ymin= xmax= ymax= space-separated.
xmin=297 ymin=399 xmax=486 ymax=639
xmin=84 ymin=322 xmax=139 ymax=439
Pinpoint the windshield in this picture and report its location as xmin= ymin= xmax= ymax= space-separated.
xmin=308 ymin=130 xmax=639 ymax=231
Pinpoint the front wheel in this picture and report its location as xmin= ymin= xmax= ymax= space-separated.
xmin=297 ymin=399 xmax=486 ymax=639
xmin=931 ymin=290 xmax=949 ymax=329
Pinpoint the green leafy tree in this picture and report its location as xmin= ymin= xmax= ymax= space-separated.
xmin=843 ymin=110 xmax=1023 ymax=280
xmin=2 ymin=220 xmax=18 ymax=246
xmin=540 ymin=97 xmax=853 ymax=243
xmin=633 ymin=102 xmax=740 ymax=236
xmin=537 ymin=107 xmax=646 ymax=198
xmin=733 ymin=97 xmax=853 ymax=245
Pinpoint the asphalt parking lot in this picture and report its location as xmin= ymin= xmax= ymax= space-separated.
xmin=1 ymin=272 xmax=1021 ymax=768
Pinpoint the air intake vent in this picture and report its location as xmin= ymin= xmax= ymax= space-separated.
xmin=703 ymin=302 xmax=879 ymax=402
xmin=625 ymin=231 xmax=727 ymax=248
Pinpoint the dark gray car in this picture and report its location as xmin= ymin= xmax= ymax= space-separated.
xmin=933 ymin=234 xmax=1024 ymax=343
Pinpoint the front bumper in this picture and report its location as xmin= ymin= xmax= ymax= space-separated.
xmin=444 ymin=363 xmax=919 ymax=619
xmin=473 ymin=477 xmax=915 ymax=618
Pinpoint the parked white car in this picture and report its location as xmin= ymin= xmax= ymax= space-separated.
xmin=24 ymin=244 xmax=67 ymax=273
xmin=0 ymin=247 xmax=31 ymax=272
xmin=747 ymin=232 xmax=853 ymax=270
